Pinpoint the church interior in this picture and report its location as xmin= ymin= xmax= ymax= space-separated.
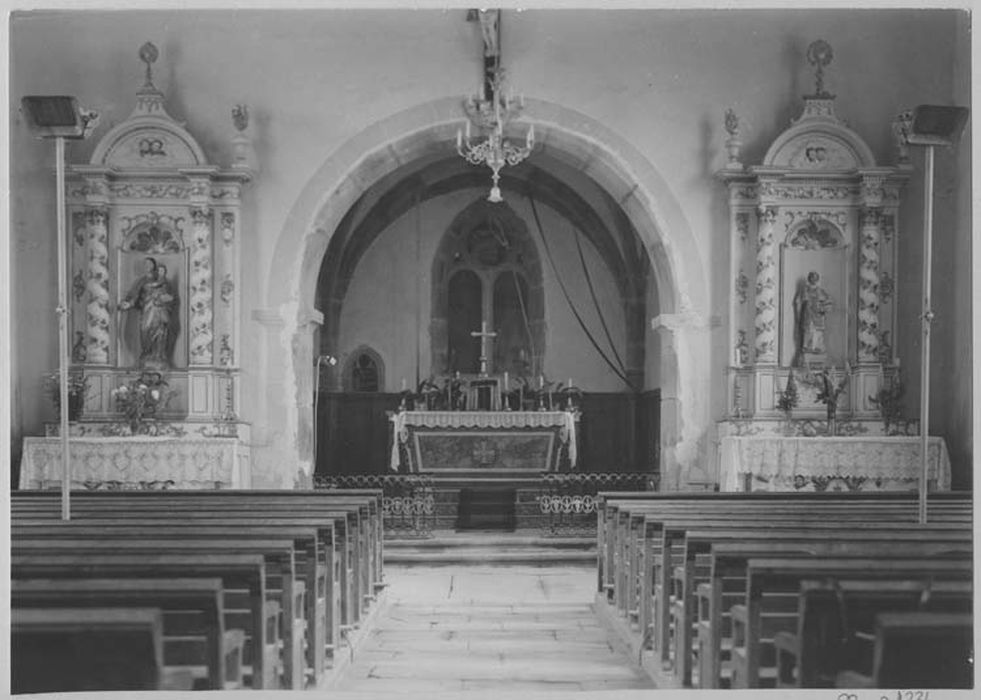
xmin=3 ymin=5 xmax=975 ymax=694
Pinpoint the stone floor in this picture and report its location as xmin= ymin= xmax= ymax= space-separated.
xmin=331 ymin=563 xmax=655 ymax=693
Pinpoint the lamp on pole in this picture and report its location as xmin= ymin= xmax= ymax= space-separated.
xmin=902 ymin=104 xmax=968 ymax=524
xmin=313 ymin=354 xmax=338 ymax=479
xmin=21 ymin=96 xmax=99 ymax=520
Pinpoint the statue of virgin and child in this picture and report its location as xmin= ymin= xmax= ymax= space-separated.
xmin=119 ymin=256 xmax=177 ymax=370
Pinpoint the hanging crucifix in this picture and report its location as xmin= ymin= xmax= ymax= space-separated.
xmin=471 ymin=321 xmax=497 ymax=376
xmin=468 ymin=8 xmax=501 ymax=101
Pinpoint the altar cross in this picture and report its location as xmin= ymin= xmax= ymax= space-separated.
xmin=471 ymin=321 xmax=497 ymax=376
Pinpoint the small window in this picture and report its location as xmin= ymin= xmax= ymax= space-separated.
xmin=351 ymin=353 xmax=379 ymax=392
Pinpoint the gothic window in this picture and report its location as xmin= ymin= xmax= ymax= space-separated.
xmin=447 ymin=270 xmax=483 ymax=373
xmin=433 ymin=199 xmax=545 ymax=378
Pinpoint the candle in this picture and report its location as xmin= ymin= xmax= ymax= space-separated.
xmin=401 ymin=378 xmax=406 ymax=391
xmin=539 ymin=375 xmax=544 ymax=389
xmin=457 ymin=128 xmax=462 ymax=150
xmin=895 ymin=357 xmax=901 ymax=368
xmin=527 ymin=123 xmax=534 ymax=148
xmin=504 ymin=372 xmax=509 ymax=391
xmin=465 ymin=119 xmax=471 ymax=140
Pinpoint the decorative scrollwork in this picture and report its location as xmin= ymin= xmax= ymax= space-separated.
xmin=315 ymin=473 xmax=435 ymax=539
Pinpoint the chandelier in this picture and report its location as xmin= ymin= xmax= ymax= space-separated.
xmin=456 ymin=71 xmax=534 ymax=203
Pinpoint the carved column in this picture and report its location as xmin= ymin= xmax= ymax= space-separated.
xmin=753 ymin=206 xmax=778 ymax=364
xmin=85 ymin=207 xmax=111 ymax=364
xmin=857 ymin=206 xmax=882 ymax=363
xmin=189 ymin=206 xmax=214 ymax=365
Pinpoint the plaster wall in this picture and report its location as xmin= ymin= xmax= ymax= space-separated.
xmin=8 ymin=8 xmax=970 ymax=487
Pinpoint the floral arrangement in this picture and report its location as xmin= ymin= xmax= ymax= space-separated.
xmin=776 ymin=370 xmax=799 ymax=415
xmin=869 ymin=377 xmax=906 ymax=435
xmin=112 ymin=371 xmax=169 ymax=432
xmin=802 ymin=363 xmax=851 ymax=424
xmin=45 ymin=370 xmax=89 ymax=419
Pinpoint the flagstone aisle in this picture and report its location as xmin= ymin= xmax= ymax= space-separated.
xmin=332 ymin=564 xmax=655 ymax=693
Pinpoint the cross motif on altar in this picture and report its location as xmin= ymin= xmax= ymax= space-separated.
xmin=471 ymin=321 xmax=497 ymax=376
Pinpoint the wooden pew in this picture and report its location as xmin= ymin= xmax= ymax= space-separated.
xmin=621 ymin=506 xmax=967 ymax=665
xmin=12 ymin=522 xmax=323 ymax=687
xmin=11 ymin=607 xmax=172 ymax=692
xmin=13 ymin=488 xmax=386 ymax=597
xmin=836 ymin=611 xmax=974 ymax=689
xmin=774 ymin=578 xmax=973 ymax=688
xmin=15 ymin=502 xmax=363 ymax=640
xmin=13 ymin=490 xmax=382 ymax=627
xmin=682 ymin=526 xmax=971 ymax=688
xmin=733 ymin=556 xmax=973 ymax=688
xmin=601 ymin=494 xmax=970 ymax=615
xmin=595 ymin=491 xmax=972 ymax=597
xmin=603 ymin=498 xmax=969 ymax=644
xmin=11 ymin=550 xmax=278 ymax=689
xmin=12 ymin=577 xmax=239 ymax=690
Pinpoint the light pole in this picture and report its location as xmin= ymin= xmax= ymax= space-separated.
xmin=903 ymin=104 xmax=968 ymax=524
xmin=21 ymin=96 xmax=98 ymax=520
xmin=313 ymin=354 xmax=338 ymax=480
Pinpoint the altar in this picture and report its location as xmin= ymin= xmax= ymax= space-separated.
xmin=389 ymin=410 xmax=578 ymax=473
xmin=719 ymin=436 xmax=951 ymax=493
xmin=19 ymin=436 xmax=252 ymax=490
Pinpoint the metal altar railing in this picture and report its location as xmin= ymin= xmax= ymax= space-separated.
xmin=538 ymin=472 xmax=657 ymax=536
xmin=314 ymin=473 xmax=435 ymax=539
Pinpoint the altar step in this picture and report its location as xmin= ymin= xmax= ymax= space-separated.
xmin=384 ymin=531 xmax=596 ymax=566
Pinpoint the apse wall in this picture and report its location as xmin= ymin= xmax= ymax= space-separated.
xmin=8 ymin=8 xmax=970 ymax=483
xmin=338 ymin=187 xmax=629 ymax=394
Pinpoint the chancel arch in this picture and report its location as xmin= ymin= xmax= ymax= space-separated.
xmin=270 ymin=97 xmax=708 ymax=490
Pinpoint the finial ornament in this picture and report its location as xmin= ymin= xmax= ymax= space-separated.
xmin=232 ymin=104 xmax=249 ymax=132
xmin=892 ymin=110 xmax=913 ymax=165
xmin=138 ymin=42 xmax=159 ymax=89
xmin=723 ymin=108 xmax=743 ymax=170
xmin=806 ymin=40 xmax=834 ymax=98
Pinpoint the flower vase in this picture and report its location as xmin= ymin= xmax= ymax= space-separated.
xmin=826 ymin=403 xmax=837 ymax=437
xmin=67 ymin=393 xmax=84 ymax=422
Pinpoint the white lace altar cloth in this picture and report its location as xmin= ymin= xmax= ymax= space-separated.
xmin=719 ymin=436 xmax=951 ymax=492
xmin=19 ymin=436 xmax=251 ymax=490
xmin=389 ymin=410 xmax=578 ymax=471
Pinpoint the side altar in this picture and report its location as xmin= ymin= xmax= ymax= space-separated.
xmin=389 ymin=410 xmax=578 ymax=473
xmin=22 ymin=43 xmax=257 ymax=491
xmin=714 ymin=41 xmax=947 ymax=492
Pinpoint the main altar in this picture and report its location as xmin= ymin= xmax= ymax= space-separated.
xmin=389 ymin=410 xmax=578 ymax=473
xmin=714 ymin=41 xmax=948 ymax=493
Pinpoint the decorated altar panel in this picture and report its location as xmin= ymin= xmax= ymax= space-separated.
xmin=389 ymin=410 xmax=577 ymax=472
xmin=20 ymin=436 xmax=252 ymax=490
xmin=719 ymin=436 xmax=950 ymax=493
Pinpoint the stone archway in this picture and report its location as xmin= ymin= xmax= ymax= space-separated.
xmin=260 ymin=97 xmax=711 ymax=490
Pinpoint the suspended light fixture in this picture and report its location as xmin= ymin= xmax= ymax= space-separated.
xmin=456 ymin=70 xmax=534 ymax=203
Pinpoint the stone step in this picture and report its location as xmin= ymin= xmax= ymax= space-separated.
xmin=384 ymin=530 xmax=596 ymax=566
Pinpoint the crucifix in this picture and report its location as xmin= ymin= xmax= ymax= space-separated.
xmin=468 ymin=8 xmax=501 ymax=102
xmin=471 ymin=321 xmax=497 ymax=376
